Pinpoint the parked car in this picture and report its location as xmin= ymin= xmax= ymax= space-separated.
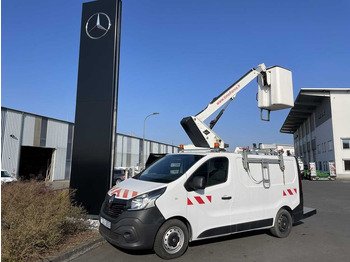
xmin=112 ymin=168 xmax=127 ymax=185
xmin=1 ymin=170 xmax=17 ymax=184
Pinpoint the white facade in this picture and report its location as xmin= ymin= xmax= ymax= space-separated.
xmin=281 ymin=89 xmax=350 ymax=178
xmin=330 ymin=92 xmax=350 ymax=177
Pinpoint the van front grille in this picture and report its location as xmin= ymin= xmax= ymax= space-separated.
xmin=103 ymin=198 xmax=127 ymax=218
xmin=104 ymin=203 xmax=125 ymax=217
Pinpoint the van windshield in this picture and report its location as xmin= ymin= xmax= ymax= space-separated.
xmin=134 ymin=154 xmax=204 ymax=183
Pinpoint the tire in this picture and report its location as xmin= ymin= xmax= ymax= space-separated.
xmin=270 ymin=209 xmax=292 ymax=238
xmin=115 ymin=178 xmax=122 ymax=184
xmin=154 ymin=219 xmax=189 ymax=259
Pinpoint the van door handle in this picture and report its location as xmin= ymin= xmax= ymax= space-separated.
xmin=221 ymin=196 xmax=232 ymax=200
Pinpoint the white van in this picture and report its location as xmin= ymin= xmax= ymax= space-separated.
xmin=99 ymin=151 xmax=316 ymax=259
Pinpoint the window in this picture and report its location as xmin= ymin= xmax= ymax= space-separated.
xmin=345 ymin=160 xmax=350 ymax=171
xmin=207 ymin=158 xmax=228 ymax=187
xmin=323 ymin=142 xmax=327 ymax=153
xmin=323 ymin=161 xmax=328 ymax=171
xmin=135 ymin=154 xmax=204 ymax=183
xmin=328 ymin=140 xmax=333 ymax=151
xmin=186 ymin=157 xmax=228 ymax=190
xmin=342 ymin=139 xmax=350 ymax=150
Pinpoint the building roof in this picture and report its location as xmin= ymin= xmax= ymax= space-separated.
xmin=280 ymin=88 xmax=350 ymax=134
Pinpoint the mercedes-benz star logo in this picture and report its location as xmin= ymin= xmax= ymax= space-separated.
xmin=108 ymin=194 xmax=115 ymax=207
xmin=85 ymin=12 xmax=111 ymax=39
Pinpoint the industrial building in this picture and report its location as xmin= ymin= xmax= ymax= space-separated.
xmin=1 ymin=107 xmax=178 ymax=181
xmin=281 ymin=88 xmax=350 ymax=178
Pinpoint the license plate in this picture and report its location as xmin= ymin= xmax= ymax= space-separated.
xmin=100 ymin=217 xmax=111 ymax=229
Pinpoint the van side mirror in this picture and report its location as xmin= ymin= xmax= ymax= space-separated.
xmin=190 ymin=175 xmax=207 ymax=190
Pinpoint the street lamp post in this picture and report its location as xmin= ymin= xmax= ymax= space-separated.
xmin=141 ymin=112 xmax=159 ymax=169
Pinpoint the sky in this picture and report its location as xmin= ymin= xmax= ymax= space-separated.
xmin=2 ymin=0 xmax=350 ymax=149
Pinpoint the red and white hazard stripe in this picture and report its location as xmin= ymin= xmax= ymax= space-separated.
xmin=108 ymin=186 xmax=138 ymax=199
xmin=187 ymin=195 xmax=212 ymax=205
xmin=283 ymin=188 xmax=297 ymax=196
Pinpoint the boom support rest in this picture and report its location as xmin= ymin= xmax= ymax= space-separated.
xmin=180 ymin=117 xmax=210 ymax=148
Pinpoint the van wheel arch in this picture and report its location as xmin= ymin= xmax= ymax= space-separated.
xmin=163 ymin=216 xmax=192 ymax=241
xmin=281 ymin=205 xmax=293 ymax=214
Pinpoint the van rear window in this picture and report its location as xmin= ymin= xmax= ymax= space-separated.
xmin=134 ymin=154 xmax=204 ymax=183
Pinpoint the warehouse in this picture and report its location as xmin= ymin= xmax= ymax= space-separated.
xmin=280 ymin=88 xmax=350 ymax=177
xmin=1 ymin=107 xmax=178 ymax=181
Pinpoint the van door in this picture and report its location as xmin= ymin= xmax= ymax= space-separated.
xmin=185 ymin=157 xmax=233 ymax=240
xmin=231 ymin=157 xmax=273 ymax=232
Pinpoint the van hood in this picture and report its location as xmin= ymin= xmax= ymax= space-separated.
xmin=107 ymin=178 xmax=166 ymax=200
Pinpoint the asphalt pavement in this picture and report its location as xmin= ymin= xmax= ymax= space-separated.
xmin=72 ymin=179 xmax=350 ymax=262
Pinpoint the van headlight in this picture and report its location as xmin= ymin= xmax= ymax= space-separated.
xmin=129 ymin=188 xmax=166 ymax=210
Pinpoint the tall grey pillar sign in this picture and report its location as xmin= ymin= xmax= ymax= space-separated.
xmin=70 ymin=0 xmax=122 ymax=215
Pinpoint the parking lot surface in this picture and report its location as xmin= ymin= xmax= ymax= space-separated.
xmin=73 ymin=179 xmax=350 ymax=262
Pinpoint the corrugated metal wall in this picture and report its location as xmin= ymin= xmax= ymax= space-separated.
xmin=65 ymin=124 xmax=74 ymax=180
xmin=1 ymin=108 xmax=70 ymax=180
xmin=1 ymin=107 xmax=179 ymax=181
xmin=22 ymin=115 xmax=36 ymax=146
xmin=46 ymin=120 xmax=69 ymax=180
xmin=1 ymin=110 xmax=23 ymax=176
xmin=114 ymin=134 xmax=178 ymax=168
xmin=1 ymin=108 xmax=8 ymax=155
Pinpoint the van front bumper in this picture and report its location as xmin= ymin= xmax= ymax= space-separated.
xmin=99 ymin=206 xmax=165 ymax=250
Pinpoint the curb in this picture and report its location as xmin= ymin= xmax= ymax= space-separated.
xmin=43 ymin=236 xmax=106 ymax=262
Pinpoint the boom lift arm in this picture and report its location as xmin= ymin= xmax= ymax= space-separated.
xmin=181 ymin=63 xmax=293 ymax=149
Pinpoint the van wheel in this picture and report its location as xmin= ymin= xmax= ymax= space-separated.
xmin=270 ymin=209 xmax=292 ymax=238
xmin=154 ymin=219 xmax=189 ymax=259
